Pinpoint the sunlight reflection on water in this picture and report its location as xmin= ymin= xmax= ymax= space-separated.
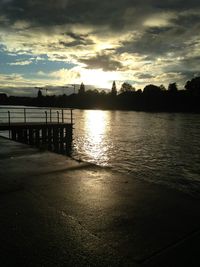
xmin=75 ymin=110 xmax=111 ymax=166
xmin=73 ymin=110 xmax=200 ymax=196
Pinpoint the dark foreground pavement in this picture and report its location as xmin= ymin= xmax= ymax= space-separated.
xmin=0 ymin=137 xmax=200 ymax=267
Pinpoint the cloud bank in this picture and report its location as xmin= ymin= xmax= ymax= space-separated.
xmin=0 ymin=0 xmax=200 ymax=93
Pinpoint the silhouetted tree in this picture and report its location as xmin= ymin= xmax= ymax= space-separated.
xmin=120 ymin=82 xmax=135 ymax=94
xmin=100 ymin=90 xmax=107 ymax=95
xmin=78 ymin=82 xmax=85 ymax=95
xmin=37 ymin=89 xmax=43 ymax=98
xmin=168 ymin=83 xmax=178 ymax=92
xmin=185 ymin=77 xmax=200 ymax=95
xmin=142 ymin=84 xmax=163 ymax=110
xmin=111 ymin=81 xmax=117 ymax=96
xmin=2 ymin=75 xmax=200 ymax=113
xmin=143 ymin=84 xmax=161 ymax=94
xmin=160 ymin=84 xmax=166 ymax=91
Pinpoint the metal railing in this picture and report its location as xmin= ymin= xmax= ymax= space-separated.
xmin=0 ymin=107 xmax=73 ymax=126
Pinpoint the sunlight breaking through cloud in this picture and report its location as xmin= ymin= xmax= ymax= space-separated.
xmin=0 ymin=1 xmax=200 ymax=93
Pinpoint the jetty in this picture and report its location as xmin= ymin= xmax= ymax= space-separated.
xmin=0 ymin=107 xmax=73 ymax=153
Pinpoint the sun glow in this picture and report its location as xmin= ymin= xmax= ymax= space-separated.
xmin=79 ymin=68 xmax=121 ymax=88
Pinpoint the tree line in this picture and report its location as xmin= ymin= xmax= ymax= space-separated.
xmin=0 ymin=76 xmax=200 ymax=113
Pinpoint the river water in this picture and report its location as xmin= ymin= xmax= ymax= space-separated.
xmin=1 ymin=107 xmax=200 ymax=196
xmin=72 ymin=110 xmax=200 ymax=196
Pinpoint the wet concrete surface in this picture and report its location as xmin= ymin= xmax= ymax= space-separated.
xmin=0 ymin=137 xmax=200 ymax=266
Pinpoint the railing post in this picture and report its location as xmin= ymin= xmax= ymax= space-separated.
xmin=57 ymin=111 xmax=59 ymax=123
xmin=70 ymin=109 xmax=73 ymax=125
xmin=8 ymin=111 xmax=10 ymax=126
xmin=24 ymin=108 xmax=26 ymax=123
xmin=8 ymin=111 xmax=11 ymax=138
xmin=62 ymin=109 xmax=64 ymax=123
xmin=50 ymin=109 xmax=52 ymax=123
xmin=45 ymin=111 xmax=48 ymax=124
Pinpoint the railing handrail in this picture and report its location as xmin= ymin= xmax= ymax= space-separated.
xmin=0 ymin=107 xmax=73 ymax=125
xmin=0 ymin=106 xmax=73 ymax=110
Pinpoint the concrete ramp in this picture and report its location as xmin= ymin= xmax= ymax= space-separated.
xmin=0 ymin=137 xmax=200 ymax=266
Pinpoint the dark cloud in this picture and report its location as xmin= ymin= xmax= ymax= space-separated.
xmin=117 ymin=9 xmax=200 ymax=59
xmin=0 ymin=0 xmax=124 ymax=27
xmin=60 ymin=32 xmax=94 ymax=47
xmin=80 ymin=54 xmax=123 ymax=71
xmin=180 ymin=56 xmax=200 ymax=69
xmin=0 ymin=0 xmax=200 ymax=88
xmin=1 ymin=0 xmax=199 ymax=29
xmin=163 ymin=56 xmax=200 ymax=75
xmin=1 ymin=1 xmax=200 ymax=58
xmin=117 ymin=32 xmax=172 ymax=58
xmin=178 ymin=70 xmax=200 ymax=80
xmin=135 ymin=73 xmax=155 ymax=79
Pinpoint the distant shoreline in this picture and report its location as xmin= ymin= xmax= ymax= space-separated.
xmin=0 ymin=102 xmax=200 ymax=114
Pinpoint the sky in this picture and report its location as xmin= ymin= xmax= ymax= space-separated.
xmin=0 ymin=0 xmax=200 ymax=95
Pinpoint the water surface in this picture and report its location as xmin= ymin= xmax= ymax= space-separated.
xmin=72 ymin=110 xmax=200 ymax=196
